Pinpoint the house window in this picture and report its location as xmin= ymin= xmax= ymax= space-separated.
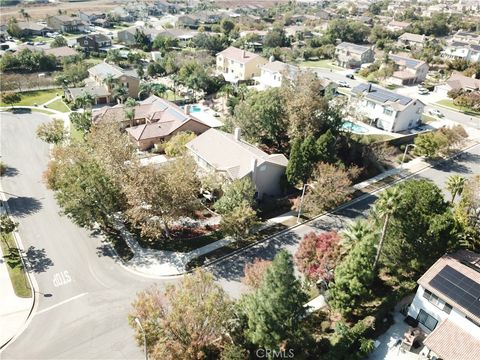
xmin=230 ymin=60 xmax=234 ymax=65
xmin=240 ymin=63 xmax=244 ymax=68
xmin=417 ymin=309 xmax=438 ymax=331
xmin=84 ymin=40 xmax=89 ymax=45
xmin=423 ymin=289 xmax=452 ymax=314
xmin=383 ymin=107 xmax=393 ymax=116
xmin=366 ymin=100 xmax=376 ymax=109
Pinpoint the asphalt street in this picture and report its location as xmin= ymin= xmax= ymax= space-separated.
xmin=0 ymin=112 xmax=479 ymax=359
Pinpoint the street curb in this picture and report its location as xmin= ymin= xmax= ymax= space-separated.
xmin=433 ymin=102 xmax=480 ymax=121
xmin=200 ymin=141 xmax=480 ymax=271
xmin=0 ymin=191 xmax=38 ymax=352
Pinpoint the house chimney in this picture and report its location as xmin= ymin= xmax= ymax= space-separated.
xmin=243 ymin=49 xmax=246 ymax=58
xmin=251 ymin=158 xmax=257 ymax=183
xmin=184 ymin=104 xmax=190 ymax=115
xmin=234 ymin=128 xmax=241 ymax=141
xmin=367 ymin=83 xmax=372 ymax=92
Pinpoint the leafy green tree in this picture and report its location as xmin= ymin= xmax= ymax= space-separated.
xmin=129 ymin=269 xmax=233 ymax=360
xmin=134 ymin=29 xmax=151 ymax=51
xmin=52 ymin=144 xmax=123 ymax=228
xmin=232 ymin=88 xmax=287 ymax=147
xmin=124 ymin=97 xmax=137 ymax=126
xmin=214 ymin=178 xmax=256 ymax=215
xmin=371 ymin=187 xmax=401 ymax=270
xmin=146 ymin=61 xmax=165 ymax=78
xmin=192 ymin=33 xmax=227 ymax=53
xmin=325 ymin=20 xmax=371 ymax=44
xmin=316 ymin=129 xmax=337 ymax=164
xmin=340 ymin=219 xmax=376 ymax=256
xmin=328 ymin=229 xmax=376 ymax=317
xmin=152 ymin=35 xmax=179 ymax=52
xmin=51 ymin=36 xmax=68 ymax=48
xmin=220 ymin=344 xmax=249 ymax=360
xmin=446 ymin=175 xmax=466 ymax=203
xmin=380 ymin=179 xmax=456 ymax=277
xmin=241 ymin=251 xmax=310 ymax=351
xmin=326 ymin=318 xmax=375 ymax=360
xmin=164 ymin=132 xmax=196 ymax=157
xmin=36 ymin=119 xmax=66 ymax=145
xmin=1 ymin=92 xmax=21 ymax=107
xmin=263 ymin=27 xmax=287 ymax=48
xmin=138 ymin=82 xmax=167 ymax=99
xmin=112 ymin=84 xmax=129 ymax=104
xmin=220 ymin=201 xmax=258 ymax=239
xmin=0 ymin=215 xmax=18 ymax=237
xmin=286 ymin=138 xmax=304 ymax=186
xmin=220 ymin=18 xmax=235 ymax=35
xmin=106 ymin=49 xmax=123 ymax=65
xmin=454 ymin=176 xmax=480 ymax=250
xmin=69 ymin=111 xmax=92 ymax=135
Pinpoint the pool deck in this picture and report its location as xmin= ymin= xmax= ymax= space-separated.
xmin=343 ymin=120 xmax=402 ymax=137
xmin=189 ymin=104 xmax=224 ymax=128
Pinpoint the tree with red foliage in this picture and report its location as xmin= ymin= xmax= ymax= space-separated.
xmin=294 ymin=231 xmax=342 ymax=283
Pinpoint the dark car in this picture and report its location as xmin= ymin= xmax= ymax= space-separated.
xmin=346 ymin=74 xmax=355 ymax=79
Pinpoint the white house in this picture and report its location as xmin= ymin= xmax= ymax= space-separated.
xmin=442 ymin=41 xmax=480 ymax=63
xmin=406 ymin=250 xmax=480 ymax=360
xmin=350 ymin=83 xmax=425 ymax=132
xmin=186 ymin=128 xmax=288 ymax=199
xmin=257 ymin=59 xmax=299 ymax=89
xmin=334 ymin=42 xmax=375 ymax=69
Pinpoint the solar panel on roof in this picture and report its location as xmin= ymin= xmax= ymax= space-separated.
xmin=429 ymin=265 xmax=480 ymax=318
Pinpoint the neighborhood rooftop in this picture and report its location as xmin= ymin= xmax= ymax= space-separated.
xmin=390 ymin=53 xmax=426 ymax=69
xmin=217 ymin=46 xmax=261 ymax=63
xmin=88 ymin=62 xmax=138 ymax=80
xmin=336 ymin=42 xmax=371 ymax=54
xmin=352 ymin=83 xmax=416 ymax=108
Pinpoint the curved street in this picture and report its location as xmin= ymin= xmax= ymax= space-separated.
xmin=1 ymin=112 xmax=479 ymax=359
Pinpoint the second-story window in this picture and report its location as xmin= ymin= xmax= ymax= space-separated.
xmin=366 ymin=100 xmax=375 ymax=109
xmin=383 ymin=107 xmax=393 ymax=116
xmin=423 ymin=289 xmax=452 ymax=314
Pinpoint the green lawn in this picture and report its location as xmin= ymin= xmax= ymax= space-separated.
xmin=297 ymin=59 xmax=341 ymax=70
xmin=47 ymin=99 xmax=70 ymax=113
xmin=436 ymin=99 xmax=480 ymax=116
xmin=0 ymin=89 xmax=61 ymax=107
xmin=0 ymin=234 xmax=32 ymax=298
xmin=70 ymin=126 xmax=84 ymax=143
xmin=84 ymin=58 xmax=104 ymax=66
xmin=421 ymin=114 xmax=436 ymax=123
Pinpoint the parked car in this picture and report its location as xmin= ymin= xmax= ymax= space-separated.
xmin=418 ymin=88 xmax=429 ymax=95
xmin=429 ymin=109 xmax=444 ymax=117
xmin=346 ymin=74 xmax=355 ymax=79
xmin=26 ymin=41 xmax=34 ymax=45
xmin=34 ymin=41 xmax=46 ymax=46
xmin=338 ymin=80 xmax=350 ymax=88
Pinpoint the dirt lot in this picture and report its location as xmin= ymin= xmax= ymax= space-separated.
xmin=0 ymin=0 xmax=287 ymax=23
xmin=0 ymin=0 xmax=121 ymax=23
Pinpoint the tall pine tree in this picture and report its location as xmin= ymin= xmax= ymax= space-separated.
xmin=241 ymin=251 xmax=309 ymax=351
xmin=286 ymin=138 xmax=304 ymax=186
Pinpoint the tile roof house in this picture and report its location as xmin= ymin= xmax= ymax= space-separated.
xmin=434 ymin=72 xmax=480 ymax=96
xmin=334 ymin=42 xmax=375 ymax=69
xmin=186 ymin=128 xmax=288 ymax=198
xmin=93 ymin=95 xmax=210 ymax=150
xmin=257 ymin=59 xmax=299 ymax=89
xmin=46 ymin=15 xmax=86 ymax=33
xmin=216 ymin=46 xmax=268 ymax=83
xmin=350 ymin=83 xmax=425 ymax=132
xmin=386 ymin=20 xmax=411 ymax=32
xmin=406 ymin=250 xmax=480 ymax=360
xmin=15 ymin=21 xmax=51 ymax=37
xmin=387 ymin=54 xmax=429 ymax=85
xmin=398 ymin=32 xmax=428 ymax=48
xmin=452 ymin=30 xmax=480 ymax=45
xmin=65 ymin=62 xmax=139 ymax=104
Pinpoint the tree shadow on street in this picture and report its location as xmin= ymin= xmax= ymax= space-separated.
xmin=7 ymin=196 xmax=42 ymax=217
xmin=1 ymin=166 xmax=19 ymax=177
xmin=24 ymin=246 xmax=54 ymax=273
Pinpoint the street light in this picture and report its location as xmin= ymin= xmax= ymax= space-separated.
xmin=134 ymin=317 xmax=148 ymax=360
xmin=296 ymin=183 xmax=314 ymax=224
xmin=401 ymin=144 xmax=416 ymax=169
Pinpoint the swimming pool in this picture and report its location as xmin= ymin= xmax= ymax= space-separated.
xmin=189 ymin=105 xmax=202 ymax=113
xmin=341 ymin=120 xmax=369 ymax=134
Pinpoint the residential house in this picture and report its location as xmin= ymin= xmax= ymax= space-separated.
xmin=442 ymin=41 xmax=480 ymax=63
xmin=452 ymin=30 xmax=480 ymax=45
xmin=77 ymin=11 xmax=110 ymax=28
xmin=76 ymin=33 xmax=112 ymax=52
xmin=43 ymin=46 xmax=78 ymax=61
xmin=65 ymin=62 xmax=139 ymax=104
xmin=398 ymin=32 xmax=428 ymax=49
xmin=92 ymin=95 xmax=210 ymax=150
xmin=186 ymin=128 xmax=289 ymax=199
xmin=334 ymin=42 xmax=375 ymax=69
xmin=109 ymin=8 xmax=134 ymax=23
xmin=435 ymin=72 xmax=480 ymax=96
xmin=15 ymin=22 xmax=51 ymax=37
xmin=46 ymin=15 xmax=86 ymax=33
xmin=216 ymin=46 xmax=268 ymax=83
xmin=350 ymin=83 xmax=425 ymax=132
xmin=257 ymin=59 xmax=299 ymax=89
xmin=117 ymin=27 xmax=196 ymax=46
xmin=386 ymin=20 xmax=411 ymax=32
xmin=406 ymin=250 xmax=480 ymax=360
xmin=387 ymin=54 xmax=429 ymax=85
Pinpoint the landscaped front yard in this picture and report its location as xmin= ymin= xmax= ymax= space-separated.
xmin=0 ymin=89 xmax=61 ymax=107
xmin=297 ymin=59 xmax=341 ymax=70
xmin=436 ymin=99 xmax=480 ymax=116
xmin=47 ymin=99 xmax=70 ymax=113
xmin=0 ymin=233 xmax=32 ymax=298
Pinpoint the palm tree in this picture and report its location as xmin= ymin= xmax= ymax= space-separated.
xmin=446 ymin=175 xmax=466 ymax=203
xmin=371 ymin=187 xmax=401 ymax=270
xmin=112 ymin=85 xmax=128 ymax=104
xmin=340 ymin=218 xmax=377 ymax=256
xmin=19 ymin=8 xmax=30 ymax=22
xmin=102 ymin=74 xmax=118 ymax=92
xmin=75 ymin=93 xmax=94 ymax=111
xmin=218 ymin=83 xmax=234 ymax=112
xmin=138 ymin=83 xmax=167 ymax=100
xmin=124 ymin=97 xmax=137 ymax=127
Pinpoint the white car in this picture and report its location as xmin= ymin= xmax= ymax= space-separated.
xmin=418 ymin=88 xmax=429 ymax=95
xmin=338 ymin=80 xmax=350 ymax=88
xmin=429 ymin=109 xmax=444 ymax=117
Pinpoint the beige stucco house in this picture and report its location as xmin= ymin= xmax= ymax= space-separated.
xmin=387 ymin=54 xmax=429 ymax=86
xmin=334 ymin=42 xmax=375 ymax=69
xmin=216 ymin=46 xmax=268 ymax=83
xmin=186 ymin=128 xmax=288 ymax=198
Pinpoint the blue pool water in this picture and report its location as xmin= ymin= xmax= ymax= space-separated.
xmin=341 ymin=120 xmax=368 ymax=134
xmin=190 ymin=105 xmax=202 ymax=113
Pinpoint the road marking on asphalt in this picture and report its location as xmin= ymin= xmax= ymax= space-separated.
xmin=35 ymin=292 xmax=88 ymax=316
